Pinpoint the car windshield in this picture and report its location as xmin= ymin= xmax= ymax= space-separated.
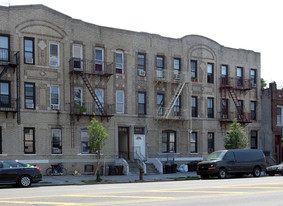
xmin=206 ymin=151 xmax=226 ymax=161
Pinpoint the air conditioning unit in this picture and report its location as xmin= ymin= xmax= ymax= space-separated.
xmin=174 ymin=74 xmax=180 ymax=80
xmin=25 ymin=58 xmax=34 ymax=64
xmin=138 ymin=70 xmax=146 ymax=76
xmin=51 ymin=104 xmax=60 ymax=110
xmin=26 ymin=103 xmax=34 ymax=109
xmin=73 ymin=59 xmax=82 ymax=70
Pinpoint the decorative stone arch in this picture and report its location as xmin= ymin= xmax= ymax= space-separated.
xmin=189 ymin=44 xmax=216 ymax=61
xmin=15 ymin=20 xmax=68 ymax=41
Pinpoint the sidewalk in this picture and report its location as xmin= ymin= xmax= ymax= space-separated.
xmin=36 ymin=172 xmax=199 ymax=186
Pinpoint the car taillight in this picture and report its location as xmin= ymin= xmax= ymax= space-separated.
xmin=37 ymin=167 xmax=41 ymax=172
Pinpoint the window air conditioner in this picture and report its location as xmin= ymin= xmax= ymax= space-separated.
xmin=174 ymin=74 xmax=180 ymax=80
xmin=26 ymin=103 xmax=34 ymax=109
xmin=138 ymin=70 xmax=146 ymax=76
xmin=51 ymin=104 xmax=60 ymax=110
xmin=25 ymin=58 xmax=34 ymax=64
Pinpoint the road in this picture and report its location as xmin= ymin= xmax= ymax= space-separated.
xmin=0 ymin=176 xmax=282 ymax=205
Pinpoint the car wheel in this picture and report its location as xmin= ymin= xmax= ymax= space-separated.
xmin=19 ymin=175 xmax=32 ymax=187
xmin=218 ymin=168 xmax=227 ymax=179
xmin=253 ymin=167 xmax=261 ymax=177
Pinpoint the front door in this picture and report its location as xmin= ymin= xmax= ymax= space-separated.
xmin=118 ymin=127 xmax=129 ymax=160
xmin=134 ymin=127 xmax=146 ymax=160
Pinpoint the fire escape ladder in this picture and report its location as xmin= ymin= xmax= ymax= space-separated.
xmin=163 ymin=82 xmax=185 ymax=119
xmin=228 ymin=87 xmax=248 ymax=122
xmin=79 ymin=72 xmax=106 ymax=116
xmin=0 ymin=65 xmax=9 ymax=79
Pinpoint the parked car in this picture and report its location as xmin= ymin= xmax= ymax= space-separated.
xmin=266 ymin=162 xmax=283 ymax=176
xmin=197 ymin=149 xmax=266 ymax=179
xmin=0 ymin=160 xmax=42 ymax=187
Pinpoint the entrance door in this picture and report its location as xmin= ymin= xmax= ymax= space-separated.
xmin=118 ymin=127 xmax=129 ymax=160
xmin=134 ymin=127 xmax=146 ymax=160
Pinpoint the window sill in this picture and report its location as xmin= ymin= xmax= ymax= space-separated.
xmin=24 ymin=154 xmax=37 ymax=156
xmin=77 ymin=153 xmax=97 ymax=156
xmin=0 ymin=154 xmax=8 ymax=156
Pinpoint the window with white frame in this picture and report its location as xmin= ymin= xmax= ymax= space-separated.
xmin=49 ymin=42 xmax=60 ymax=67
xmin=0 ymin=81 xmax=10 ymax=107
xmin=207 ymin=63 xmax=214 ymax=83
xmin=0 ymin=35 xmax=9 ymax=61
xmin=173 ymin=58 xmax=181 ymax=74
xmin=116 ymin=91 xmax=124 ymax=113
xmin=50 ymin=86 xmax=59 ymax=110
xmin=24 ymin=37 xmax=34 ymax=64
xmin=137 ymin=53 xmax=145 ymax=71
xmin=72 ymin=44 xmax=83 ymax=70
xmin=95 ymin=89 xmax=104 ymax=114
xmin=81 ymin=129 xmax=91 ymax=153
xmin=51 ymin=129 xmax=62 ymax=154
xmin=116 ymin=51 xmax=124 ymax=74
xmin=95 ymin=48 xmax=104 ymax=71
xmin=24 ymin=83 xmax=35 ymax=109
xmin=250 ymin=69 xmax=257 ymax=87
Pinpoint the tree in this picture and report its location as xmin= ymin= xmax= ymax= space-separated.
xmin=87 ymin=113 xmax=109 ymax=180
xmin=224 ymin=119 xmax=248 ymax=149
xmin=261 ymin=78 xmax=267 ymax=90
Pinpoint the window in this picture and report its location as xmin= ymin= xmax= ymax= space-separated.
xmin=208 ymin=132 xmax=214 ymax=153
xmin=277 ymin=106 xmax=283 ymax=126
xmin=221 ymin=99 xmax=228 ymax=119
xmin=173 ymin=96 xmax=181 ymax=116
xmin=191 ymin=96 xmax=198 ymax=117
xmin=221 ymin=65 xmax=228 ymax=85
xmin=52 ymin=129 xmax=62 ymax=154
xmin=157 ymin=94 xmax=164 ymax=116
xmin=191 ymin=60 xmax=197 ymax=81
xmin=116 ymin=51 xmax=124 ymax=74
xmin=237 ymin=67 xmax=243 ymax=87
xmin=50 ymin=86 xmax=59 ymax=110
xmin=116 ymin=91 xmax=124 ymax=113
xmin=95 ymin=89 xmax=104 ymax=114
xmin=0 ymin=35 xmax=9 ymax=61
xmin=49 ymin=42 xmax=60 ymax=67
xmin=251 ymin=131 xmax=258 ymax=149
xmin=138 ymin=92 xmax=146 ymax=115
xmin=251 ymin=69 xmax=257 ymax=87
xmin=81 ymin=129 xmax=92 ymax=153
xmin=0 ymin=82 xmax=10 ymax=107
xmin=207 ymin=98 xmax=214 ymax=118
xmin=95 ymin=48 xmax=104 ymax=71
xmin=156 ymin=56 xmax=164 ymax=78
xmin=207 ymin=63 xmax=214 ymax=83
xmin=137 ymin=53 xmax=145 ymax=71
xmin=24 ymin=83 xmax=35 ymax=109
xmin=24 ymin=128 xmax=35 ymax=154
xmin=173 ymin=58 xmax=181 ymax=74
xmin=24 ymin=37 xmax=34 ymax=64
xmin=190 ymin=132 xmax=197 ymax=153
xmin=162 ymin=130 xmax=176 ymax=153
xmin=72 ymin=44 xmax=83 ymax=70
xmin=251 ymin=101 xmax=256 ymax=120
xmin=0 ymin=127 xmax=1 ymax=154
xmin=74 ymin=88 xmax=82 ymax=106
xmin=236 ymin=100 xmax=244 ymax=120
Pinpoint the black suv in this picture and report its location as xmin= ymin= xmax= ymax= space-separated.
xmin=197 ymin=149 xmax=266 ymax=179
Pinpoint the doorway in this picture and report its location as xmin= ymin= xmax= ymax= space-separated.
xmin=118 ymin=127 xmax=129 ymax=160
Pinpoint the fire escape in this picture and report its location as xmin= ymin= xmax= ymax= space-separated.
xmin=219 ymin=76 xmax=252 ymax=129
xmin=0 ymin=51 xmax=20 ymax=124
xmin=69 ymin=58 xmax=114 ymax=147
xmin=155 ymin=69 xmax=187 ymax=120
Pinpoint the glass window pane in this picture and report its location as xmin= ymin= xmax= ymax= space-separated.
xmin=0 ymin=36 xmax=8 ymax=49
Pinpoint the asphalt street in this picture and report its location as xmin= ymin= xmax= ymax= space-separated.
xmin=0 ymin=174 xmax=282 ymax=205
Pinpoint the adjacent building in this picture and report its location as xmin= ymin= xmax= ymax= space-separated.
xmin=0 ymin=5 xmax=262 ymax=173
xmin=261 ymin=82 xmax=283 ymax=164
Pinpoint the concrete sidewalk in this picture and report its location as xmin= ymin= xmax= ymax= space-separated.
xmin=36 ymin=172 xmax=199 ymax=186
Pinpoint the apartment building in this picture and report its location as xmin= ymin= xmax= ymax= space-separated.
xmin=0 ymin=5 xmax=262 ymax=173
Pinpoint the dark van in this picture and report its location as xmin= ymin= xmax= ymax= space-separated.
xmin=197 ymin=149 xmax=266 ymax=179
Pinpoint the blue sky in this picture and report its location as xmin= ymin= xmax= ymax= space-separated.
xmin=2 ymin=0 xmax=283 ymax=87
